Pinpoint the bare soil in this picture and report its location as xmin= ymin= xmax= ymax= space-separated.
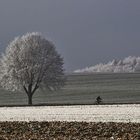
xmin=0 ymin=122 xmax=140 ymax=139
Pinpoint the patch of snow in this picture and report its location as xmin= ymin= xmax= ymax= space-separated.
xmin=0 ymin=105 xmax=140 ymax=122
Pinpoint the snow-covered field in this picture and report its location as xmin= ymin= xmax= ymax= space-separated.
xmin=0 ymin=105 xmax=140 ymax=123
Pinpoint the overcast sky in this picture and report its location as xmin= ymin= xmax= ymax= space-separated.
xmin=0 ymin=0 xmax=140 ymax=71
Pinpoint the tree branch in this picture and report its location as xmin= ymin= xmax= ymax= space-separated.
xmin=31 ymin=84 xmax=39 ymax=95
xmin=23 ymin=85 xmax=28 ymax=95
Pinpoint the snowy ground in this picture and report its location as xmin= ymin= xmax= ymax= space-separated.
xmin=0 ymin=105 xmax=140 ymax=122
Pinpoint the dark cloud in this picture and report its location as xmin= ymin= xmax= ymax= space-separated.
xmin=0 ymin=0 xmax=140 ymax=71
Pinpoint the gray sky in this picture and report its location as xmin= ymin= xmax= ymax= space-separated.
xmin=0 ymin=0 xmax=140 ymax=71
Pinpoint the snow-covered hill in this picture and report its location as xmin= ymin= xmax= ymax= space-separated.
xmin=74 ymin=56 xmax=140 ymax=73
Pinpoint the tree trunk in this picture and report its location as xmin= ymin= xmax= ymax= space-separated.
xmin=23 ymin=84 xmax=39 ymax=105
xmin=28 ymin=94 xmax=33 ymax=105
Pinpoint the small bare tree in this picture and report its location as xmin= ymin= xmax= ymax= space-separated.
xmin=0 ymin=32 xmax=65 ymax=105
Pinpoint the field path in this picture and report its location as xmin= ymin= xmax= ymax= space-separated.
xmin=0 ymin=105 xmax=139 ymax=122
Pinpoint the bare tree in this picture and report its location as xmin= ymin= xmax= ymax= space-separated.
xmin=0 ymin=32 xmax=65 ymax=105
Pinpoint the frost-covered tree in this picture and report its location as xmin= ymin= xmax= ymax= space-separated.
xmin=74 ymin=56 xmax=140 ymax=73
xmin=0 ymin=32 xmax=65 ymax=105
